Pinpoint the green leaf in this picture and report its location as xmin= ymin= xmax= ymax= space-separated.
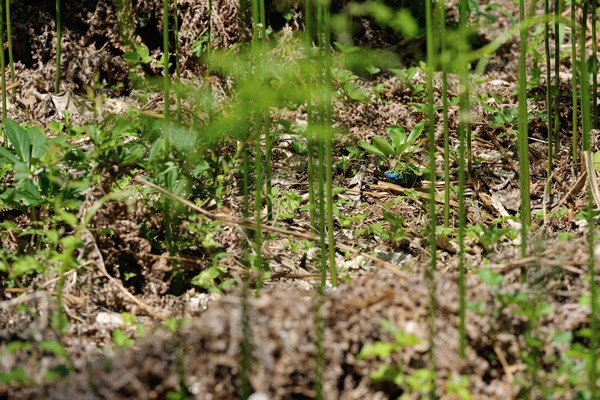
xmin=0 ymin=367 xmax=33 ymax=385
xmin=359 ymin=140 xmax=386 ymax=158
xmin=478 ymin=267 xmax=503 ymax=291
xmin=396 ymin=121 xmax=424 ymax=155
xmin=389 ymin=9 xmax=418 ymax=38
xmin=5 ymin=119 xmax=31 ymax=164
xmin=28 ymin=127 xmax=49 ymax=160
xmin=0 ymin=147 xmax=18 ymax=163
xmin=358 ymin=341 xmax=396 ymax=358
xmin=552 ymin=331 xmax=573 ymax=344
xmin=371 ymin=136 xmax=394 ymax=157
xmin=15 ymin=180 xmax=43 ymax=206
xmin=369 ymin=364 xmax=400 ymax=382
xmin=387 ymin=125 xmax=406 ymax=151
xmin=343 ymin=83 xmax=370 ymax=103
xmin=136 ymin=44 xmax=151 ymax=60
xmin=40 ymin=340 xmax=68 ymax=359
xmin=123 ymin=51 xmax=141 ymax=63
xmin=112 ymin=329 xmax=135 ymax=348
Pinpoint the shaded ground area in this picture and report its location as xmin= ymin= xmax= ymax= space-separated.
xmin=1 ymin=0 xmax=599 ymax=398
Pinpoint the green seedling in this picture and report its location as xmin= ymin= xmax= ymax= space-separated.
xmin=359 ymin=122 xmax=424 ymax=160
xmin=123 ymin=43 xmax=153 ymax=66
xmin=358 ymin=319 xmax=435 ymax=398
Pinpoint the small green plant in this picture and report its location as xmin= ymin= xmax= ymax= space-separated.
xmin=466 ymin=217 xmax=518 ymax=251
xmin=358 ymin=319 xmax=436 ymax=398
xmin=123 ymin=43 xmax=153 ymax=66
xmin=190 ymin=252 xmax=234 ymax=294
xmin=359 ymin=122 xmax=424 ymax=161
xmin=390 ymin=66 xmax=426 ymax=99
xmin=112 ymin=329 xmax=135 ymax=348
xmin=333 ymin=67 xmax=371 ymax=104
xmin=356 ymin=211 xmax=406 ymax=243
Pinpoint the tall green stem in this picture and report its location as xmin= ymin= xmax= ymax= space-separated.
xmin=54 ymin=0 xmax=61 ymax=93
xmin=0 ymin=0 xmax=6 ymax=128
xmin=579 ymin=2 xmax=597 ymax=395
xmin=440 ymin=0 xmax=450 ymax=228
xmin=571 ymin=0 xmax=578 ymax=163
xmin=425 ymin=0 xmax=438 ymax=396
xmin=544 ymin=0 xmax=554 ymax=200
xmin=5 ymin=0 xmax=13 ymax=93
xmin=163 ymin=0 xmax=170 ymax=118
xmin=518 ymin=0 xmax=531 ymax=261
xmin=591 ymin=0 xmax=598 ymax=128
xmin=305 ymin=0 xmax=317 ymax=230
xmin=553 ymin=0 xmax=560 ymax=153
xmin=457 ymin=0 xmax=470 ymax=360
xmin=173 ymin=0 xmax=182 ymax=121
xmin=323 ymin=4 xmax=336 ymax=288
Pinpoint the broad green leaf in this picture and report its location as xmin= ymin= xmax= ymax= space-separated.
xmin=123 ymin=51 xmax=141 ymax=63
xmin=5 ymin=119 xmax=31 ymax=164
xmin=397 ymin=121 xmax=424 ymax=155
xmin=40 ymin=341 xmax=68 ymax=359
xmin=15 ymin=180 xmax=43 ymax=206
xmin=371 ymin=136 xmax=395 ymax=157
xmin=370 ymin=364 xmax=400 ymax=382
xmin=28 ymin=127 xmax=49 ymax=159
xmin=136 ymin=43 xmax=150 ymax=60
xmin=387 ymin=125 xmax=406 ymax=151
xmin=343 ymin=83 xmax=370 ymax=103
xmin=359 ymin=140 xmax=386 ymax=158
xmin=358 ymin=341 xmax=395 ymax=358
xmin=0 ymin=147 xmax=18 ymax=163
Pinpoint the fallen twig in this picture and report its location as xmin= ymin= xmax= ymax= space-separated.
xmin=134 ymin=175 xmax=408 ymax=277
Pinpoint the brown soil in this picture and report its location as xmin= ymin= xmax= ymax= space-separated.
xmin=1 ymin=0 xmax=598 ymax=399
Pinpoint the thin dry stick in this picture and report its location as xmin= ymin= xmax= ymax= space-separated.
xmin=494 ymin=344 xmax=514 ymax=382
xmin=134 ymin=175 xmax=407 ymax=277
xmin=84 ymin=229 xmax=170 ymax=320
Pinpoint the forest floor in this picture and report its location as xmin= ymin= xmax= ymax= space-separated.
xmin=1 ymin=0 xmax=598 ymax=399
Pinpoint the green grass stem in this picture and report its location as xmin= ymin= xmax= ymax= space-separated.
xmin=54 ymin=0 xmax=61 ymax=93
xmin=457 ymin=0 xmax=470 ymax=360
xmin=571 ymin=0 xmax=578 ymax=163
xmin=518 ymin=0 xmax=531 ymax=261
xmin=5 ymin=0 xmax=13 ymax=93
xmin=0 ymin=0 xmax=6 ymax=127
xmin=591 ymin=0 xmax=598 ymax=129
xmin=545 ymin=0 xmax=554 ymax=201
xmin=323 ymin=5 xmax=337 ymax=288
xmin=440 ymin=0 xmax=450 ymax=228
xmin=163 ymin=0 xmax=170 ymax=118
xmin=553 ymin=0 xmax=560 ymax=153
xmin=425 ymin=0 xmax=438 ymax=396
xmin=173 ymin=0 xmax=182 ymax=121
xmin=579 ymin=3 xmax=597 ymax=395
